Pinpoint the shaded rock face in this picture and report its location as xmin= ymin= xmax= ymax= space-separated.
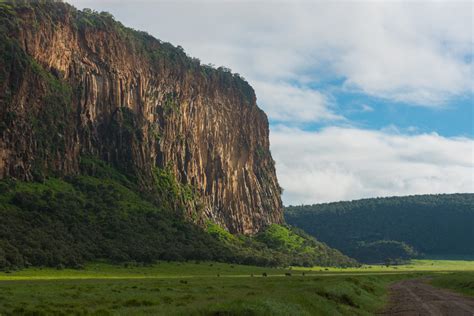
xmin=0 ymin=2 xmax=283 ymax=234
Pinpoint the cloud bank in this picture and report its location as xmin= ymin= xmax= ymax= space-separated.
xmin=68 ymin=0 xmax=473 ymax=115
xmin=271 ymin=126 xmax=474 ymax=205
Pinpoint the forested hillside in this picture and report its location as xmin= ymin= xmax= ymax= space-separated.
xmin=0 ymin=157 xmax=356 ymax=270
xmin=285 ymin=194 xmax=474 ymax=263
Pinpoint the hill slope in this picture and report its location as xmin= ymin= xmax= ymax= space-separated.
xmin=285 ymin=194 xmax=474 ymax=263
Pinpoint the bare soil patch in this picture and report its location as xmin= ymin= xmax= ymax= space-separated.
xmin=379 ymin=278 xmax=474 ymax=316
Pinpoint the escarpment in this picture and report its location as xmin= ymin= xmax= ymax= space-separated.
xmin=0 ymin=2 xmax=283 ymax=234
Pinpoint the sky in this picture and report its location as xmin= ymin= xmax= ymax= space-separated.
xmin=67 ymin=0 xmax=474 ymax=205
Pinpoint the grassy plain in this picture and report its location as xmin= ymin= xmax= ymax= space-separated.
xmin=430 ymin=272 xmax=474 ymax=297
xmin=0 ymin=260 xmax=472 ymax=315
xmin=293 ymin=259 xmax=474 ymax=273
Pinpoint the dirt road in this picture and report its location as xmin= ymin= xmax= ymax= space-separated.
xmin=379 ymin=278 xmax=474 ymax=315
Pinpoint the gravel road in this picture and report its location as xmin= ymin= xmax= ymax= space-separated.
xmin=378 ymin=278 xmax=474 ymax=316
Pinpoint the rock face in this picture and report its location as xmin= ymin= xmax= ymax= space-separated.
xmin=0 ymin=2 xmax=283 ymax=234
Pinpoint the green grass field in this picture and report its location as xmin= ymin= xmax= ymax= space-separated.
xmin=0 ymin=260 xmax=472 ymax=315
xmin=293 ymin=259 xmax=474 ymax=273
xmin=431 ymin=272 xmax=474 ymax=297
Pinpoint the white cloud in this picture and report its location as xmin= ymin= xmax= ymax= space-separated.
xmin=270 ymin=126 xmax=474 ymax=205
xmin=254 ymin=81 xmax=342 ymax=123
xmin=67 ymin=0 xmax=473 ymax=113
xmin=360 ymin=104 xmax=374 ymax=113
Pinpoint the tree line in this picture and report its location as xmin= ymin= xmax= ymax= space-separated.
xmin=285 ymin=194 xmax=474 ymax=263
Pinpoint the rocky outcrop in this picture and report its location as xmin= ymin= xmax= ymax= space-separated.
xmin=0 ymin=2 xmax=283 ymax=234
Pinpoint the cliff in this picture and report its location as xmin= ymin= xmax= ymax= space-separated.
xmin=0 ymin=1 xmax=283 ymax=234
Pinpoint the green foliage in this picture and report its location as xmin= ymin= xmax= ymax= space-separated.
xmin=206 ymin=222 xmax=237 ymax=243
xmin=0 ymin=13 xmax=22 ymax=94
xmin=431 ymin=272 xmax=474 ymax=297
xmin=162 ymin=92 xmax=179 ymax=115
xmin=257 ymin=224 xmax=304 ymax=250
xmin=113 ymin=107 xmax=139 ymax=134
xmin=206 ymin=222 xmax=356 ymax=268
xmin=74 ymin=7 xmax=114 ymax=30
xmin=255 ymin=144 xmax=266 ymax=158
xmin=79 ymin=156 xmax=134 ymax=188
xmin=285 ymin=194 xmax=474 ymax=263
xmin=255 ymin=225 xmax=357 ymax=267
xmin=355 ymin=240 xmax=418 ymax=264
xmin=152 ymin=166 xmax=197 ymax=214
xmin=0 ymin=171 xmax=230 ymax=270
xmin=197 ymin=223 xmax=356 ymax=268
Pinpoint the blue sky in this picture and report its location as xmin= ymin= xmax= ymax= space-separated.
xmin=68 ymin=0 xmax=473 ymax=204
xmin=309 ymin=89 xmax=473 ymax=137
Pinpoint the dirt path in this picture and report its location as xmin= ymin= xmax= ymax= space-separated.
xmin=379 ymin=278 xmax=474 ymax=315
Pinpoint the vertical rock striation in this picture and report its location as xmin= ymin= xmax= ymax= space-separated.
xmin=0 ymin=2 xmax=283 ymax=234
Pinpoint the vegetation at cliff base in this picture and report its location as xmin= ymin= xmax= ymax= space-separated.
xmin=255 ymin=224 xmax=354 ymax=267
xmin=0 ymin=157 xmax=355 ymax=271
xmin=285 ymin=194 xmax=474 ymax=263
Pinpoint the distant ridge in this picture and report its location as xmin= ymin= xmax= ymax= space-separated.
xmin=285 ymin=193 xmax=474 ymax=263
